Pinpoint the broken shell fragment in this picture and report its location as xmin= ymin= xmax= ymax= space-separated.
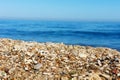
xmin=0 ymin=38 xmax=120 ymax=80
xmin=34 ymin=63 xmax=42 ymax=70
xmin=79 ymin=53 xmax=87 ymax=58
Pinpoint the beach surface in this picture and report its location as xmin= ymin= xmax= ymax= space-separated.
xmin=0 ymin=38 xmax=120 ymax=80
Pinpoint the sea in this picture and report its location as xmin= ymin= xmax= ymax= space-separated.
xmin=0 ymin=19 xmax=120 ymax=51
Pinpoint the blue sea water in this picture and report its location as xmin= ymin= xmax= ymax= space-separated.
xmin=0 ymin=20 xmax=120 ymax=51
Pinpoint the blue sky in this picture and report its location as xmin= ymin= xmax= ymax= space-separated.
xmin=0 ymin=0 xmax=120 ymax=21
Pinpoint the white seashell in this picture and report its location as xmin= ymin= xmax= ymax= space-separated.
xmin=60 ymin=50 xmax=65 ymax=52
xmin=32 ymin=57 xmax=37 ymax=64
xmin=108 ymin=53 xmax=113 ymax=57
xmin=34 ymin=63 xmax=42 ymax=70
xmin=21 ymin=46 xmax=27 ymax=51
xmin=79 ymin=53 xmax=87 ymax=58
xmin=89 ymin=74 xmax=102 ymax=80
xmin=33 ymin=60 xmax=38 ymax=64
xmin=8 ymin=68 xmax=15 ymax=74
xmin=13 ymin=45 xmax=21 ymax=50
xmin=91 ymin=54 xmax=96 ymax=59
xmin=43 ymin=72 xmax=51 ymax=75
xmin=117 ymin=73 xmax=120 ymax=77
xmin=97 ymin=60 xmax=102 ymax=66
xmin=0 ymin=71 xmax=7 ymax=77
xmin=39 ymin=50 xmax=48 ymax=55
xmin=71 ymin=77 xmax=77 ymax=80
xmin=25 ymin=52 xmax=34 ymax=57
xmin=24 ymin=67 xmax=29 ymax=71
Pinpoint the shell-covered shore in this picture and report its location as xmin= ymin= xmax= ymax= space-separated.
xmin=0 ymin=38 xmax=120 ymax=80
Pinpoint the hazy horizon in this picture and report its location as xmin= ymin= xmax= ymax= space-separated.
xmin=0 ymin=0 xmax=120 ymax=21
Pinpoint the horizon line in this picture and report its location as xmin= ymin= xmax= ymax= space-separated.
xmin=0 ymin=17 xmax=120 ymax=23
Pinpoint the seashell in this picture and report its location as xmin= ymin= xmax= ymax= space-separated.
xmin=32 ymin=57 xmax=38 ymax=64
xmin=13 ymin=45 xmax=21 ymax=51
xmin=117 ymin=73 xmax=120 ymax=77
xmin=79 ymin=53 xmax=87 ymax=58
xmin=108 ymin=53 xmax=113 ymax=58
xmin=100 ymin=74 xmax=111 ymax=80
xmin=33 ymin=60 xmax=38 ymax=64
xmin=24 ymin=67 xmax=29 ymax=71
xmin=8 ymin=68 xmax=15 ymax=74
xmin=0 ymin=38 xmax=120 ymax=79
xmin=71 ymin=77 xmax=77 ymax=80
xmin=97 ymin=60 xmax=102 ymax=66
xmin=38 ymin=50 xmax=48 ymax=55
xmin=0 ymin=71 xmax=7 ymax=78
xmin=25 ymin=52 xmax=34 ymax=57
xmin=34 ymin=63 xmax=42 ymax=70
xmin=43 ymin=72 xmax=51 ymax=75
xmin=89 ymin=74 xmax=102 ymax=80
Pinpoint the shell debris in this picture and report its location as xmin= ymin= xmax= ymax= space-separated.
xmin=0 ymin=38 xmax=120 ymax=80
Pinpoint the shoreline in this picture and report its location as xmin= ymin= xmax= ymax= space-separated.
xmin=0 ymin=38 xmax=120 ymax=80
xmin=2 ymin=37 xmax=120 ymax=51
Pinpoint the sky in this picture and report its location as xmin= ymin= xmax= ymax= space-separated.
xmin=0 ymin=0 xmax=120 ymax=21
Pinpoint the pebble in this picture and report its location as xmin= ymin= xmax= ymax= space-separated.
xmin=0 ymin=71 xmax=7 ymax=78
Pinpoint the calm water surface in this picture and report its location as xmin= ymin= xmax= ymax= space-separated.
xmin=0 ymin=20 xmax=120 ymax=51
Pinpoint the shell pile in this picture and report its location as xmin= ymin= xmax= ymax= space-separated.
xmin=0 ymin=38 xmax=120 ymax=80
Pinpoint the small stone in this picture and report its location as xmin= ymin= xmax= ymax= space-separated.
xmin=112 ymin=68 xmax=118 ymax=74
xmin=0 ymin=71 xmax=7 ymax=78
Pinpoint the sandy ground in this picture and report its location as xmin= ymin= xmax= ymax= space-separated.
xmin=0 ymin=38 xmax=120 ymax=80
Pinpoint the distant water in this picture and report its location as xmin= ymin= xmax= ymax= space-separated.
xmin=0 ymin=20 xmax=120 ymax=51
